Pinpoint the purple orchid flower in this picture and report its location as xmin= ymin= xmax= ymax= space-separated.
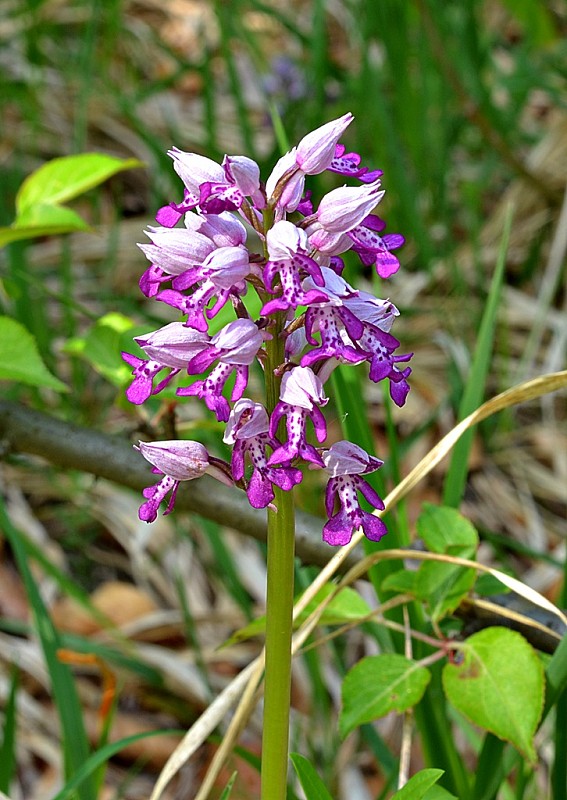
xmin=137 ymin=439 xmax=232 ymax=522
xmin=268 ymin=366 xmax=328 ymax=467
xmin=156 ymin=244 xmax=250 ymax=331
xmin=321 ymin=441 xmax=387 ymax=546
xmin=137 ymin=225 xmax=217 ymax=297
xmin=265 ymin=113 xmax=354 ymax=212
xmin=261 ymin=221 xmax=329 ymax=315
xmin=122 ymin=322 xmax=210 ymax=404
xmin=354 ymin=323 xmax=413 ymax=406
xmin=177 ymin=319 xmax=264 ymax=422
xmin=224 ymin=400 xmax=303 ymax=508
xmin=307 ymin=180 xmax=385 ymax=255
xmin=328 ymin=144 xmax=383 ymax=183
xmin=347 ymin=214 xmax=405 ymax=279
xmin=300 ymin=268 xmax=366 ymax=368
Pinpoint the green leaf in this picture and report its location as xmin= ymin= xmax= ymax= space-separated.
xmin=390 ymin=769 xmax=446 ymax=800
xmin=49 ymin=729 xmax=181 ymax=800
xmin=16 ymin=153 xmax=144 ymax=214
xmin=0 ymin=669 xmax=18 ymax=793
xmin=219 ymin=771 xmax=237 ymax=799
xmin=415 ymin=504 xmax=478 ymax=620
xmin=416 ymin=504 xmax=478 ymax=555
xmin=416 ymin=561 xmax=476 ymax=621
xmin=290 ymin=753 xmax=333 ymax=800
xmin=381 ymin=569 xmax=417 ymax=595
xmin=0 ymin=316 xmax=68 ymax=391
xmin=339 ymin=654 xmax=431 ymax=738
xmin=443 ymin=627 xmax=545 ymax=762
xmin=223 ymin=584 xmax=371 ymax=647
xmin=0 ymin=206 xmax=91 ymax=247
xmin=65 ymin=312 xmax=138 ymax=386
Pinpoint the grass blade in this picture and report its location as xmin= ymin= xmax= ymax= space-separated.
xmin=0 ymin=669 xmax=18 ymax=794
xmin=0 ymin=500 xmax=97 ymax=800
xmin=443 ymin=204 xmax=514 ymax=507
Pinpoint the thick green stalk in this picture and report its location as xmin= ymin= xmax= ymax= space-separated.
xmin=261 ymin=485 xmax=296 ymax=799
xmin=260 ymin=303 xmax=296 ymax=799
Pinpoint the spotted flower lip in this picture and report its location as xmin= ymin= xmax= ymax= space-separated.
xmin=321 ymin=441 xmax=386 ymax=546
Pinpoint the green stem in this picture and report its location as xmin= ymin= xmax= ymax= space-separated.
xmin=261 ymin=486 xmax=296 ymax=800
xmin=260 ymin=298 xmax=296 ymax=799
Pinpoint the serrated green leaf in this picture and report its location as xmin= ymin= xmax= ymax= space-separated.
xmin=339 ymin=654 xmax=431 ymax=738
xmin=290 ymin=753 xmax=333 ymax=800
xmin=16 ymin=153 xmax=144 ymax=214
xmin=443 ymin=627 xmax=544 ymax=762
xmin=417 ymin=504 xmax=478 ymax=556
xmin=390 ymin=769 xmax=445 ymax=800
xmin=223 ymin=584 xmax=371 ymax=648
xmin=0 ymin=316 xmax=68 ymax=391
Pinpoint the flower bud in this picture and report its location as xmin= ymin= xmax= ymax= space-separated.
xmin=295 ymin=112 xmax=354 ymax=174
xmin=137 ymin=440 xmax=211 ymax=481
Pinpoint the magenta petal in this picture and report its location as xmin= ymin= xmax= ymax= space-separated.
xmin=155 ymin=204 xmax=183 ymax=227
xmin=322 ymin=512 xmax=354 ymax=546
xmin=247 ymin=470 xmax=275 ymax=509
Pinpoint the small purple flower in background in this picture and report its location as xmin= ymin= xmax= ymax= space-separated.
xmin=136 ymin=440 xmax=232 ymax=522
xmin=124 ymin=111 xmax=411 ymax=541
xmin=321 ymin=441 xmax=387 ymax=546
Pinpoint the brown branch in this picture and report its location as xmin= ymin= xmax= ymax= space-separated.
xmin=0 ymin=400 xmax=360 ymax=571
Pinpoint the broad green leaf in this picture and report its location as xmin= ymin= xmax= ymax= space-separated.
xmin=390 ymin=769 xmax=445 ymax=800
xmin=416 ymin=561 xmax=476 ymax=621
xmin=381 ymin=569 xmax=417 ymax=595
xmin=416 ymin=504 xmax=478 ymax=555
xmin=339 ymin=654 xmax=431 ymax=738
xmin=64 ymin=313 xmax=138 ymax=385
xmin=223 ymin=584 xmax=371 ymax=648
xmin=423 ymin=785 xmax=458 ymax=799
xmin=12 ymin=203 xmax=90 ymax=231
xmin=443 ymin=627 xmax=544 ymax=762
xmin=16 ymin=153 xmax=143 ymax=214
xmin=0 ymin=316 xmax=68 ymax=391
xmin=290 ymin=753 xmax=333 ymax=800
xmin=0 ymin=206 xmax=90 ymax=247
xmin=415 ymin=505 xmax=478 ymax=620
